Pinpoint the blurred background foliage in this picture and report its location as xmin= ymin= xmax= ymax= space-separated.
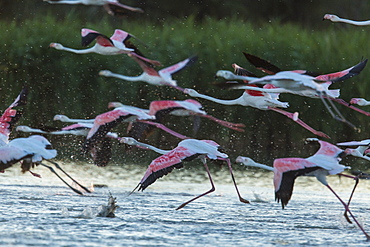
xmin=1 ymin=1 xmax=370 ymax=169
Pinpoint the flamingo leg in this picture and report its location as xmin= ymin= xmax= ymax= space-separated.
xmin=269 ymin=107 xmax=330 ymax=139
xmin=331 ymin=98 xmax=370 ymax=117
xmin=326 ymin=184 xmax=370 ymax=240
xmin=139 ymin=120 xmax=190 ymax=139
xmin=176 ymin=159 xmax=216 ymax=210
xmin=128 ymin=52 xmax=162 ymax=67
xmin=337 ymin=173 xmax=360 ymax=224
xmin=219 ymin=158 xmax=250 ymax=204
xmin=197 ymin=114 xmax=246 ymax=132
xmin=40 ymin=163 xmax=83 ymax=195
xmin=320 ymin=93 xmax=357 ymax=130
xmin=46 ymin=160 xmax=92 ymax=193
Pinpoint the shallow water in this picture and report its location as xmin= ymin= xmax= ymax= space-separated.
xmin=0 ymin=162 xmax=369 ymax=247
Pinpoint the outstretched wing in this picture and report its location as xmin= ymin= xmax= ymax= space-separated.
xmin=81 ymin=28 xmax=113 ymax=47
xmin=315 ymin=59 xmax=368 ymax=83
xmin=273 ymin=158 xmax=320 ymax=209
xmin=158 ymin=56 xmax=198 ymax=81
xmin=243 ymin=52 xmax=281 ymax=74
xmin=138 ymin=146 xmax=199 ymax=191
xmin=83 ymin=109 xmax=136 ymax=154
xmin=0 ymin=88 xmax=28 ymax=145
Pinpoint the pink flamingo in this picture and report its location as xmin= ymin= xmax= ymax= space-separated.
xmin=111 ymin=99 xmax=245 ymax=142
xmin=236 ymin=138 xmax=370 ymax=240
xmin=44 ymin=0 xmax=144 ymax=16
xmin=323 ymin=14 xmax=370 ymax=26
xmin=99 ymin=56 xmax=197 ymax=92
xmin=16 ymin=123 xmax=121 ymax=167
xmin=216 ymin=69 xmax=359 ymax=130
xmin=131 ymin=138 xmax=249 ymax=210
xmin=243 ymin=53 xmax=370 ymax=117
xmin=50 ymin=28 xmax=161 ymax=66
xmin=81 ymin=104 xmax=192 ymax=155
xmin=0 ymin=135 xmax=90 ymax=195
xmin=184 ymin=65 xmax=329 ymax=138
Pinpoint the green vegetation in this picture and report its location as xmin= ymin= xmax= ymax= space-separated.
xmin=1 ymin=14 xmax=369 ymax=168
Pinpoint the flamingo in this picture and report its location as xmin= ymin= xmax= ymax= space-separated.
xmin=235 ymin=138 xmax=370 ymax=240
xmin=0 ymin=135 xmax=91 ymax=195
xmin=337 ymin=139 xmax=370 ymax=161
xmin=242 ymin=53 xmax=370 ymax=117
xmin=323 ymin=14 xmax=370 ymax=26
xmin=99 ymin=56 xmax=198 ymax=92
xmin=184 ymin=65 xmax=329 ymax=138
xmin=81 ymin=104 xmax=191 ymax=155
xmin=0 ymin=88 xmax=28 ymax=146
xmin=131 ymin=138 xmax=249 ymax=210
xmin=49 ymin=28 xmax=161 ymax=66
xmin=110 ymin=99 xmax=245 ymax=142
xmin=216 ymin=69 xmax=357 ymax=130
xmin=350 ymin=98 xmax=370 ymax=106
xmin=16 ymin=124 xmax=121 ymax=167
xmin=44 ymin=0 xmax=144 ymax=16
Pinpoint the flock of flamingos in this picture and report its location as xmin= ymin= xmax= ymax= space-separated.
xmin=2 ymin=0 xmax=370 ymax=240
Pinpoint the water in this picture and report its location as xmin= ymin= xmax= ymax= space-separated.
xmin=0 ymin=162 xmax=369 ymax=246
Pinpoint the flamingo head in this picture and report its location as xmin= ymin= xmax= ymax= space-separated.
xmin=235 ymin=156 xmax=253 ymax=165
xmin=108 ymin=102 xmax=124 ymax=109
xmin=183 ymin=88 xmax=198 ymax=97
xmin=216 ymin=70 xmax=235 ymax=80
xmin=53 ymin=114 xmax=70 ymax=122
xmin=16 ymin=126 xmax=31 ymax=132
xmin=120 ymin=137 xmax=138 ymax=145
xmin=350 ymin=98 xmax=368 ymax=106
xmin=99 ymin=70 xmax=113 ymax=77
xmin=49 ymin=43 xmax=63 ymax=50
xmin=323 ymin=14 xmax=340 ymax=22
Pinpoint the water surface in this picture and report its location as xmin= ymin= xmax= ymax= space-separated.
xmin=0 ymin=162 xmax=369 ymax=246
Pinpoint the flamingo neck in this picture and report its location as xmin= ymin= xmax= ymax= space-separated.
xmin=193 ymin=92 xmax=245 ymax=106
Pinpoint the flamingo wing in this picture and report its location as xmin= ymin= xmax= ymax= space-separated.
xmin=90 ymin=137 xmax=112 ymax=167
xmin=315 ymin=59 xmax=368 ymax=83
xmin=81 ymin=28 xmax=113 ymax=47
xmin=138 ymin=146 xmax=198 ymax=191
xmin=273 ymin=158 xmax=320 ymax=209
xmin=243 ymin=52 xmax=281 ymax=74
xmin=0 ymin=88 xmax=28 ymax=145
xmin=0 ymin=146 xmax=31 ymax=171
xmin=158 ymin=56 xmax=198 ymax=81
xmin=83 ymin=109 xmax=136 ymax=153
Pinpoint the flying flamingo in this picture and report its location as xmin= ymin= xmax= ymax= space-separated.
xmin=16 ymin=123 xmax=121 ymax=167
xmin=323 ymin=14 xmax=370 ymax=26
xmin=0 ymin=88 xmax=28 ymax=146
xmin=44 ymin=0 xmax=144 ymax=16
xmin=184 ymin=65 xmax=329 ymax=138
xmin=235 ymin=139 xmax=370 ymax=240
xmin=216 ymin=69 xmax=357 ymax=130
xmin=99 ymin=56 xmax=198 ymax=92
xmin=0 ymin=135 xmax=91 ymax=195
xmin=49 ymin=28 xmax=161 ymax=66
xmin=110 ymin=99 xmax=245 ymax=142
xmin=242 ymin=53 xmax=370 ymax=117
xmin=131 ymin=138 xmax=249 ymax=210
xmin=80 ymin=104 xmax=192 ymax=155
xmin=337 ymin=139 xmax=370 ymax=162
